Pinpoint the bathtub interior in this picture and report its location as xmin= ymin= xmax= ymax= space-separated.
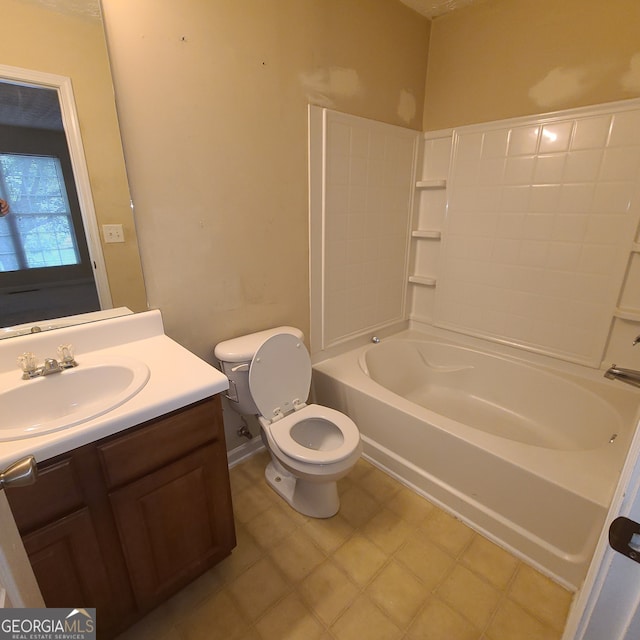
xmin=312 ymin=328 xmax=640 ymax=590
xmin=361 ymin=339 xmax=626 ymax=450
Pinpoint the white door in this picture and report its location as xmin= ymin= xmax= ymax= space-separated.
xmin=0 ymin=490 xmax=43 ymax=608
xmin=566 ymin=423 xmax=640 ymax=639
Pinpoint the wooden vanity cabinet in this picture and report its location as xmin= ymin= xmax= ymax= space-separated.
xmin=6 ymin=395 xmax=236 ymax=639
xmin=99 ymin=397 xmax=236 ymax=612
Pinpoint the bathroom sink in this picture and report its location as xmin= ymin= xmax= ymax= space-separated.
xmin=0 ymin=357 xmax=150 ymax=441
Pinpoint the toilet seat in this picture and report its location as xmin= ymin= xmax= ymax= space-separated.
xmin=249 ymin=334 xmax=360 ymax=465
xmin=249 ymin=333 xmax=312 ymax=421
xmin=266 ymin=404 xmax=360 ymax=464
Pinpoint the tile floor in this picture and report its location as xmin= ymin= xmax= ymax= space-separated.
xmin=116 ymin=450 xmax=573 ymax=640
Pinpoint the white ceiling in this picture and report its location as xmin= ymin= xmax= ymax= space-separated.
xmin=399 ymin=0 xmax=481 ymax=19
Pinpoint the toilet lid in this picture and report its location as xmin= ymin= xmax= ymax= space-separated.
xmin=249 ymin=333 xmax=311 ymax=420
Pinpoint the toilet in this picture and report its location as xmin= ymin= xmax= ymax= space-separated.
xmin=215 ymin=326 xmax=362 ymax=518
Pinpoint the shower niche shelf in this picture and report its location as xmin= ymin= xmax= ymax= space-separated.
xmin=416 ymin=179 xmax=447 ymax=189
xmin=411 ymin=229 xmax=442 ymax=239
xmin=408 ymin=275 xmax=436 ymax=287
xmin=614 ymin=308 xmax=640 ymax=322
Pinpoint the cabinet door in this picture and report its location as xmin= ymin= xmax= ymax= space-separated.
xmin=23 ymin=508 xmax=118 ymax=631
xmin=110 ymin=443 xmax=235 ymax=611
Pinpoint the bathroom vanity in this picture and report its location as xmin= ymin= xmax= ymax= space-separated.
xmin=5 ymin=396 xmax=234 ymax=637
xmin=0 ymin=310 xmax=234 ymax=638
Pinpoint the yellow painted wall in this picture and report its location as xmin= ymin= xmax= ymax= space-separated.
xmin=101 ymin=0 xmax=430 ymax=358
xmin=0 ymin=0 xmax=147 ymax=312
xmin=424 ymin=0 xmax=640 ymax=130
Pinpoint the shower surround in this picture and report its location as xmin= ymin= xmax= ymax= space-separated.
xmin=308 ymin=100 xmax=640 ymax=587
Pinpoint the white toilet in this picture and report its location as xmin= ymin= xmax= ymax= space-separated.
xmin=215 ymin=326 xmax=362 ymax=518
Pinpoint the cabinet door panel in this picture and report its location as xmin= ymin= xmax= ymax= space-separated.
xmin=110 ymin=443 xmax=234 ymax=610
xmin=23 ymin=508 xmax=118 ymax=630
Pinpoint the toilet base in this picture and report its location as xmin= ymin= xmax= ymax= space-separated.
xmin=264 ymin=461 xmax=339 ymax=518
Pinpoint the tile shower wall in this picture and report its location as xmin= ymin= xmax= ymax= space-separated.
xmin=310 ymin=108 xmax=418 ymax=351
xmin=428 ymin=102 xmax=640 ymax=366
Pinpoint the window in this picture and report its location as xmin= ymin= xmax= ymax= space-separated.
xmin=0 ymin=153 xmax=80 ymax=271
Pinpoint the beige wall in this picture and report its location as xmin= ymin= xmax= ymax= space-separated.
xmin=0 ymin=0 xmax=147 ymax=313
xmin=424 ymin=0 xmax=640 ymax=130
xmin=101 ymin=0 xmax=430 ymax=360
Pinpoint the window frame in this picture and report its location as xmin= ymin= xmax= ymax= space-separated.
xmin=0 ymin=125 xmax=94 ymax=287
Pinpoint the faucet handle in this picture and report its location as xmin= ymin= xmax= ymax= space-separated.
xmin=17 ymin=352 xmax=38 ymax=378
xmin=57 ymin=344 xmax=77 ymax=367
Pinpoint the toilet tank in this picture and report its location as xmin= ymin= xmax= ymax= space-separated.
xmin=214 ymin=326 xmax=304 ymax=416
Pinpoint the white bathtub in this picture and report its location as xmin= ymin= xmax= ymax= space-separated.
xmin=312 ymin=329 xmax=640 ymax=589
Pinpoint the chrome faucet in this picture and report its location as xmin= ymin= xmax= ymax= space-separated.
xmin=604 ymin=336 xmax=640 ymax=388
xmin=17 ymin=344 xmax=78 ymax=380
xmin=604 ymin=365 xmax=640 ymax=388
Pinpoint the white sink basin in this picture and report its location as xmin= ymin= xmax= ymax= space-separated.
xmin=0 ymin=356 xmax=150 ymax=441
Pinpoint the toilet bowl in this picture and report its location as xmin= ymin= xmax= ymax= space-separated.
xmin=214 ymin=327 xmax=362 ymax=518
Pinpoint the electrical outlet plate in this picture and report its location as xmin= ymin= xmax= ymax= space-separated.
xmin=102 ymin=224 xmax=124 ymax=243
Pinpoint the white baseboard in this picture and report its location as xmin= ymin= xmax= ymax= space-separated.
xmin=227 ymin=438 xmax=265 ymax=468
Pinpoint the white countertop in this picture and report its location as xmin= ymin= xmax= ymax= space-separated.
xmin=0 ymin=310 xmax=229 ymax=468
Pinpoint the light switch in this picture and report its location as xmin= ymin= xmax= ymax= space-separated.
xmin=102 ymin=224 xmax=125 ymax=243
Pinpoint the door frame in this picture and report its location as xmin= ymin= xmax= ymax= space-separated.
xmin=0 ymin=63 xmax=112 ymax=310
xmin=563 ymin=412 xmax=640 ymax=638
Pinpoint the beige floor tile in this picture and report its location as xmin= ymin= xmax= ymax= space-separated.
xmin=244 ymin=503 xmax=300 ymax=550
xmin=241 ymin=451 xmax=271 ymax=481
xmin=407 ymin=598 xmax=479 ymax=640
xmin=178 ymin=588 xmax=249 ymax=640
xmin=460 ymin=534 xmax=520 ymax=590
xmin=487 ymin=598 xmax=563 ymax=640
xmin=421 ymin=509 xmax=475 ymax=556
xmin=366 ymin=559 xmax=431 ymax=629
xmin=115 ymin=604 xmax=182 ymax=640
xmin=268 ymin=529 xmax=326 ymax=583
xmin=234 ymin=629 xmax=262 ymax=640
xmin=254 ymin=593 xmax=325 ymax=640
xmin=302 ymin=512 xmax=355 ymax=554
xmin=338 ymin=485 xmax=380 ymax=528
xmin=348 ymin=457 xmax=376 ymax=482
xmin=331 ymin=594 xmax=404 ymax=640
xmin=166 ymin=564 xmax=225 ymax=617
xmin=509 ymin=565 xmax=573 ymax=631
xmin=227 ymin=557 xmax=290 ymax=621
xmin=332 ymin=533 xmax=388 ymax=586
xmin=386 ymin=486 xmax=436 ymax=526
xmin=299 ymin=559 xmax=359 ymax=625
xmin=360 ymin=507 xmax=415 ymax=554
xmin=214 ymin=524 xmax=264 ymax=583
xmin=394 ymin=531 xmax=456 ymax=590
xmin=356 ymin=466 xmax=403 ymax=503
xmin=437 ymin=564 xmax=502 ymax=630
xmin=233 ymin=484 xmax=276 ymax=524
xmin=229 ymin=465 xmax=254 ymax=495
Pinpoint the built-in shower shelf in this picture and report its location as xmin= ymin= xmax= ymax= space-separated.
xmin=416 ymin=179 xmax=447 ymax=190
xmin=614 ymin=307 xmax=640 ymax=322
xmin=408 ymin=275 xmax=437 ymax=287
xmin=411 ymin=229 xmax=442 ymax=239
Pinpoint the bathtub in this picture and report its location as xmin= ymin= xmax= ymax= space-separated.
xmin=312 ymin=329 xmax=640 ymax=589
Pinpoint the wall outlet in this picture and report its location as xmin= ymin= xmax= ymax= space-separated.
xmin=102 ymin=224 xmax=125 ymax=243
